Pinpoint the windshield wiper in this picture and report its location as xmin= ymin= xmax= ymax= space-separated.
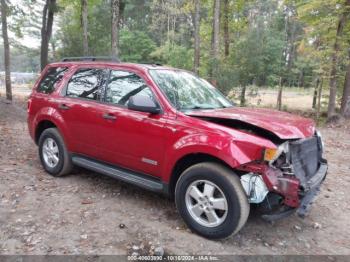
xmin=181 ymin=105 xmax=217 ymax=111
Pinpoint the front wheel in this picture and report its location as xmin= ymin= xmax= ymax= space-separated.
xmin=175 ymin=162 xmax=250 ymax=239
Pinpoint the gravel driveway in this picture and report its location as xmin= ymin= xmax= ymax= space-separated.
xmin=0 ymin=98 xmax=349 ymax=255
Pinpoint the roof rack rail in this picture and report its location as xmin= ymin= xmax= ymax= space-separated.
xmin=61 ymin=56 xmax=120 ymax=62
xmin=140 ymin=62 xmax=163 ymax=66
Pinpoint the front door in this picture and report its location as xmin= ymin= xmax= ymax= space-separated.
xmin=96 ymin=69 xmax=168 ymax=177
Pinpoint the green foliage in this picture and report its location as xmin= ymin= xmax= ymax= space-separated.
xmin=297 ymin=0 xmax=350 ymax=86
xmin=150 ymin=42 xmax=193 ymax=70
xmin=58 ymin=0 xmax=111 ymax=57
xmin=3 ymin=0 xmax=350 ymax=116
xmin=119 ymin=30 xmax=156 ymax=62
xmin=231 ymin=24 xmax=285 ymax=86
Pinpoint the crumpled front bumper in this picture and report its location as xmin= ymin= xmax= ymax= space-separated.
xmin=296 ymin=159 xmax=328 ymax=217
xmin=237 ymin=158 xmax=328 ymax=221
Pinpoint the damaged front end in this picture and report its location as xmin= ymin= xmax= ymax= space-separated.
xmin=237 ymin=131 xmax=327 ymax=221
xmin=189 ymin=111 xmax=327 ymax=221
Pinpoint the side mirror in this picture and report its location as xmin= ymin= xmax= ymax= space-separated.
xmin=128 ymin=94 xmax=161 ymax=114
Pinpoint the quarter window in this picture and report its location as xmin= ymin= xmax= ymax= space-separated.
xmin=37 ymin=67 xmax=68 ymax=94
xmin=105 ymin=70 xmax=154 ymax=106
xmin=66 ymin=68 xmax=107 ymax=100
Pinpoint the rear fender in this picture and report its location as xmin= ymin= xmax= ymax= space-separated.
xmin=33 ymin=107 xmax=73 ymax=151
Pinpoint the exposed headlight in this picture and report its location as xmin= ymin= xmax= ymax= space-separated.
xmin=264 ymin=148 xmax=279 ymax=161
xmin=264 ymin=142 xmax=289 ymax=162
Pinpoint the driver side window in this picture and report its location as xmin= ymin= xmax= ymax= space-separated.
xmin=105 ymin=70 xmax=154 ymax=106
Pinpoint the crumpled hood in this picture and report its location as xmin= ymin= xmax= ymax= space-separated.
xmin=187 ymin=107 xmax=315 ymax=139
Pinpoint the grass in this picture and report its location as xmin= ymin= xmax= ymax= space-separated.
xmin=227 ymin=85 xmax=329 ymax=125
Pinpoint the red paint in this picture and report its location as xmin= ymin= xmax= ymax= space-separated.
xmin=188 ymin=107 xmax=315 ymax=139
xmin=28 ymin=61 xmax=316 ymax=207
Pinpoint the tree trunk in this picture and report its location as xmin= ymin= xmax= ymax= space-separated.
xmin=81 ymin=0 xmax=89 ymax=56
xmin=1 ymin=0 xmax=12 ymax=101
xmin=209 ymin=0 xmax=220 ymax=77
xmin=327 ymin=0 xmax=350 ymax=118
xmin=211 ymin=0 xmax=220 ymax=60
xmin=40 ymin=0 xmax=56 ymax=71
xmin=193 ymin=0 xmax=200 ymax=75
xmin=51 ymin=40 xmax=57 ymax=61
xmin=286 ymin=18 xmax=296 ymax=84
xmin=223 ymin=0 xmax=229 ymax=58
xmin=298 ymin=69 xmax=304 ymax=88
xmin=316 ymin=78 xmax=323 ymax=121
xmin=240 ymin=86 xmax=246 ymax=107
xmin=167 ymin=14 xmax=171 ymax=53
xmin=285 ymin=5 xmax=297 ymax=85
xmin=111 ymin=0 xmax=120 ymax=57
xmin=277 ymin=77 xmax=283 ymax=110
xmin=312 ymin=78 xmax=320 ymax=109
xmin=340 ymin=56 xmax=350 ymax=117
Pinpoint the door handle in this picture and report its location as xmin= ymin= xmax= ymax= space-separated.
xmin=58 ymin=104 xmax=70 ymax=110
xmin=102 ymin=113 xmax=117 ymax=120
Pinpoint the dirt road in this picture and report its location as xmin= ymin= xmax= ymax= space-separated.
xmin=0 ymin=98 xmax=349 ymax=255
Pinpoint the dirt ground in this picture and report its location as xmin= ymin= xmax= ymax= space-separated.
xmin=246 ymin=88 xmax=315 ymax=110
xmin=0 ymin=97 xmax=350 ymax=256
xmin=227 ymin=87 xmax=318 ymax=111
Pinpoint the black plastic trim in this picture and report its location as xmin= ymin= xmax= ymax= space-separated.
xmin=261 ymin=207 xmax=296 ymax=222
xmin=303 ymin=160 xmax=328 ymax=191
xmin=296 ymin=159 xmax=328 ymax=217
xmin=71 ymin=155 xmax=168 ymax=194
xmin=61 ymin=56 xmax=120 ymax=62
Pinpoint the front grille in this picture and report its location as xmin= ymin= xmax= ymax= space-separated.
xmin=289 ymin=136 xmax=321 ymax=187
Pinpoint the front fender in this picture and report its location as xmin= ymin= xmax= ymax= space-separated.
xmin=162 ymin=129 xmax=277 ymax=183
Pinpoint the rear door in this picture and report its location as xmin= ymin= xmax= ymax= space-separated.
xmin=56 ymin=66 xmax=109 ymax=158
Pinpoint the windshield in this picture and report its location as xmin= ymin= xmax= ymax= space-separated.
xmin=149 ymin=69 xmax=233 ymax=111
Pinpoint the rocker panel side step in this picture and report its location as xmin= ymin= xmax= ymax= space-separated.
xmin=72 ymin=155 xmax=164 ymax=193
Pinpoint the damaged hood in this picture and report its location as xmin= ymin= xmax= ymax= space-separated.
xmin=187 ymin=107 xmax=315 ymax=139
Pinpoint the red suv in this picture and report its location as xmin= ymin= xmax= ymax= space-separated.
xmin=27 ymin=57 xmax=327 ymax=239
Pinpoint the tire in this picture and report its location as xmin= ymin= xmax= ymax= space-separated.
xmin=175 ymin=162 xmax=250 ymax=239
xmin=38 ymin=128 xmax=72 ymax=176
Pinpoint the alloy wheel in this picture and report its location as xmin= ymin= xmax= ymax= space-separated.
xmin=42 ymin=137 xmax=60 ymax=168
xmin=185 ymin=180 xmax=228 ymax=227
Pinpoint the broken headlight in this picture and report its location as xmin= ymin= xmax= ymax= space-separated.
xmin=266 ymin=141 xmax=295 ymax=176
xmin=264 ymin=141 xmax=289 ymax=164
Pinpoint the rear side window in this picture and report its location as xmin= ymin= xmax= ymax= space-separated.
xmin=66 ymin=68 xmax=107 ymax=101
xmin=37 ymin=67 xmax=68 ymax=94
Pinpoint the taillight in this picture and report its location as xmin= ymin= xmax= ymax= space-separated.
xmin=27 ymin=98 xmax=32 ymax=113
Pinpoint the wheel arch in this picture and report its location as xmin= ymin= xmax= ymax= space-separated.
xmin=168 ymin=153 xmax=236 ymax=199
xmin=34 ymin=120 xmax=57 ymax=144
xmin=32 ymin=105 xmax=72 ymax=150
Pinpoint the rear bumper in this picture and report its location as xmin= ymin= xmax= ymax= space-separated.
xmin=296 ymin=159 xmax=327 ymax=217
xmin=27 ymin=113 xmax=35 ymax=141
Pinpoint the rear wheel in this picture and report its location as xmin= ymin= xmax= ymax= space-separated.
xmin=38 ymin=128 xmax=72 ymax=176
xmin=175 ymin=162 xmax=250 ymax=239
